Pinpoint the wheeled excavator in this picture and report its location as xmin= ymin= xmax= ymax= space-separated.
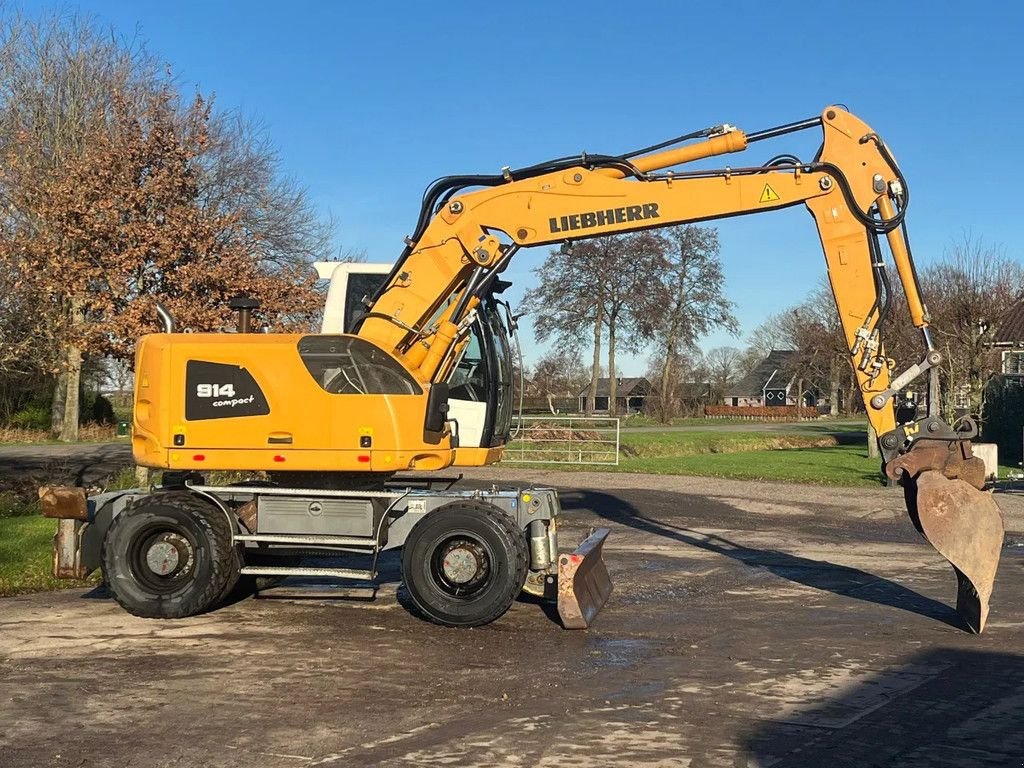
xmin=42 ymin=106 xmax=1004 ymax=633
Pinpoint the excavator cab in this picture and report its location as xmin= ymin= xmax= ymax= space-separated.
xmin=314 ymin=261 xmax=517 ymax=461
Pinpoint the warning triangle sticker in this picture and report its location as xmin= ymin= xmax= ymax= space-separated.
xmin=759 ymin=184 xmax=780 ymax=203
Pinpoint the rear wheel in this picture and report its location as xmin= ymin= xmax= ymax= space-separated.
xmin=401 ymin=501 xmax=528 ymax=627
xmin=102 ymin=492 xmax=238 ymax=619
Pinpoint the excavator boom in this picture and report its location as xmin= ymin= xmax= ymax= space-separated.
xmin=355 ymin=106 xmax=1003 ymax=631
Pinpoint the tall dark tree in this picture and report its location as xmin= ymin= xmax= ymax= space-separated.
xmin=648 ymin=226 xmax=737 ymax=421
xmin=523 ymin=233 xmax=662 ymax=415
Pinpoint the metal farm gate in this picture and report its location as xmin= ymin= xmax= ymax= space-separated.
xmin=501 ymin=416 xmax=620 ymax=466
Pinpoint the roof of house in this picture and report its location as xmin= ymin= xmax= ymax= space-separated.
xmin=993 ymin=300 xmax=1024 ymax=345
xmin=576 ymin=377 xmax=651 ymax=398
xmin=725 ymin=350 xmax=796 ymax=397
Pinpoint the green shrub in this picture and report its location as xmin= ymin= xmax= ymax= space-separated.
xmin=0 ymin=491 xmax=37 ymax=518
xmin=8 ymin=404 xmax=50 ymax=430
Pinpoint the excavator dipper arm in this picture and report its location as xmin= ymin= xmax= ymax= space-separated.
xmin=358 ymin=106 xmax=1003 ymax=632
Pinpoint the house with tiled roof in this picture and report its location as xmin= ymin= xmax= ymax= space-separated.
xmin=722 ymin=350 xmax=815 ymax=407
xmin=577 ymin=377 xmax=651 ymax=413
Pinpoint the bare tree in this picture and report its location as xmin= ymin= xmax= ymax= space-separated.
xmin=522 ymin=241 xmax=608 ymax=414
xmin=702 ymin=347 xmax=744 ymax=401
xmin=647 ymin=226 xmax=736 ymax=420
xmin=600 ymin=233 xmax=663 ymax=415
xmin=920 ymin=234 xmax=1024 ymax=417
xmin=528 ymin=348 xmax=588 ymax=414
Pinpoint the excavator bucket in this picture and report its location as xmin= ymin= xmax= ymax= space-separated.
xmin=890 ymin=438 xmax=1005 ymax=633
xmin=909 ymin=471 xmax=1004 ymax=633
xmin=557 ymin=527 xmax=613 ymax=629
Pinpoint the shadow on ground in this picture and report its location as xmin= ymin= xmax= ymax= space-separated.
xmin=744 ymin=647 xmax=1024 ymax=766
xmin=559 ymin=488 xmax=964 ymax=630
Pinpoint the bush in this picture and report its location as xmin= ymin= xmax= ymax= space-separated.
xmin=0 ymin=490 xmax=37 ymax=518
xmin=88 ymin=394 xmax=116 ymax=425
xmin=9 ymin=404 xmax=50 ymax=430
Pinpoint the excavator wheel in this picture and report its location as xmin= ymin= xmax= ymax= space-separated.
xmin=102 ymin=492 xmax=239 ymax=619
xmin=401 ymin=501 xmax=529 ymax=627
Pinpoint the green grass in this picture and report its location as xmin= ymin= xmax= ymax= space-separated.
xmin=507 ymin=427 xmax=885 ymax=487
xmin=0 ymin=515 xmax=98 ymax=596
xmin=615 ymin=442 xmax=883 ymax=485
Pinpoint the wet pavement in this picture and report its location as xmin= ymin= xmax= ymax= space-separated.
xmin=1 ymin=472 xmax=1022 ymax=767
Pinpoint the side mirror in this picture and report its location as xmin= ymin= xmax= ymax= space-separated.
xmin=424 ymin=382 xmax=450 ymax=437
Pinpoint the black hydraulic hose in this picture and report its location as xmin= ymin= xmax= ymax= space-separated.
xmin=811 ymin=160 xmax=908 ymax=234
xmin=867 ymin=229 xmax=892 ymax=345
xmin=760 ymin=154 xmax=802 ymax=170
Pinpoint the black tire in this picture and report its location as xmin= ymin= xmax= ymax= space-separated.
xmin=102 ymin=492 xmax=239 ymax=619
xmin=401 ymin=501 xmax=528 ymax=628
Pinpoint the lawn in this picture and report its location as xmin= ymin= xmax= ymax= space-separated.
xmin=0 ymin=515 xmax=98 ymax=596
xmin=616 ymin=442 xmax=884 ymax=485
xmin=506 ymin=425 xmax=887 ymax=487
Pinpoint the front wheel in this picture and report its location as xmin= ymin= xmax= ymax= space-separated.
xmin=401 ymin=501 xmax=528 ymax=627
xmin=102 ymin=492 xmax=238 ymax=619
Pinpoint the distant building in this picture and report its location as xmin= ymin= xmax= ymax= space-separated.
xmin=987 ymin=299 xmax=1024 ymax=380
xmin=982 ymin=299 xmax=1024 ymax=467
xmin=577 ymin=377 xmax=652 ymax=413
xmin=723 ymin=350 xmax=815 ymax=407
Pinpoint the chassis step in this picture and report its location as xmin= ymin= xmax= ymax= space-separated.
xmin=240 ymin=565 xmax=376 ymax=580
xmin=235 ymin=533 xmax=378 ymax=548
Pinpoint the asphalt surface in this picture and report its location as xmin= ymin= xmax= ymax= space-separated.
xmin=2 ymin=468 xmax=1022 ymax=767
xmin=0 ymin=441 xmax=133 ymax=493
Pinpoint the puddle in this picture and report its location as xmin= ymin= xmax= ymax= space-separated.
xmin=585 ymin=637 xmax=654 ymax=669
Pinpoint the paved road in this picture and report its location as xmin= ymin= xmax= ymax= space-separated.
xmin=2 ymin=470 xmax=1022 ymax=767
xmin=0 ymin=442 xmax=132 ymax=491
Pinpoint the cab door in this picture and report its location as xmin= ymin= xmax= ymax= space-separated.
xmin=445 ymin=300 xmax=513 ymax=449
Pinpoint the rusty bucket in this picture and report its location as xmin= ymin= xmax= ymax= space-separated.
xmin=889 ymin=440 xmax=1005 ymax=634
xmin=910 ymin=471 xmax=1004 ymax=633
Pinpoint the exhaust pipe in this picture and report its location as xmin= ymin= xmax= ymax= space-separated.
xmin=155 ymin=303 xmax=176 ymax=333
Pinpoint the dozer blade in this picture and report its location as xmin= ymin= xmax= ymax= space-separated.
xmin=910 ymin=471 xmax=1004 ymax=633
xmin=557 ymin=527 xmax=613 ymax=629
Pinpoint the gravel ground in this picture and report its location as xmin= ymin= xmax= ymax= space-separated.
xmin=2 ymin=468 xmax=1022 ymax=767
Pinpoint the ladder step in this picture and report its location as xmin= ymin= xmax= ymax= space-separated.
xmin=240 ymin=565 xmax=376 ymax=580
xmin=235 ymin=533 xmax=378 ymax=548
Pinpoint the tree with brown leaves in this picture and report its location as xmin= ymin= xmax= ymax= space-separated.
xmin=0 ymin=12 xmax=329 ymax=439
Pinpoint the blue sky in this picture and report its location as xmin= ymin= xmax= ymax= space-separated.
xmin=29 ymin=0 xmax=1024 ymax=370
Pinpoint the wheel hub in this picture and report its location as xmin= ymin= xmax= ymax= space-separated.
xmin=442 ymin=545 xmax=483 ymax=584
xmin=144 ymin=534 xmax=192 ymax=578
xmin=436 ymin=538 xmax=490 ymax=594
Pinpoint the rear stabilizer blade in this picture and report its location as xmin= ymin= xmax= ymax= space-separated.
xmin=557 ymin=527 xmax=613 ymax=629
